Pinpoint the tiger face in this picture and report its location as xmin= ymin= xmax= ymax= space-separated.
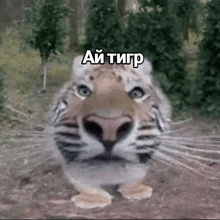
xmin=50 ymin=56 xmax=219 ymax=209
xmin=52 ymin=56 xmax=171 ymax=166
xmin=51 ymin=56 xmax=172 ymax=191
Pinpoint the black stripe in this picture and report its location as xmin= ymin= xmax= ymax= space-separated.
xmin=56 ymin=141 xmax=83 ymax=149
xmin=55 ymin=132 xmax=81 ymax=140
xmin=53 ymin=100 xmax=63 ymax=113
xmin=54 ymin=122 xmax=78 ymax=128
xmin=54 ymin=116 xmax=70 ymax=125
xmin=152 ymin=104 xmax=159 ymax=109
xmin=136 ymin=142 xmax=160 ymax=150
xmin=53 ymin=105 xmax=59 ymax=114
xmin=136 ymin=135 xmax=156 ymax=140
xmin=57 ymin=108 xmax=65 ymax=116
xmin=68 ymin=86 xmax=76 ymax=92
xmin=137 ymin=152 xmax=152 ymax=163
xmin=155 ymin=114 xmax=164 ymax=132
xmin=149 ymin=117 xmax=155 ymax=122
xmin=60 ymin=150 xmax=79 ymax=163
xmin=59 ymin=117 xmax=71 ymax=122
xmin=62 ymin=98 xmax=68 ymax=105
xmin=138 ymin=125 xmax=155 ymax=130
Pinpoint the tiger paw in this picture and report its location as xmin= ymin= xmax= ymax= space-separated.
xmin=118 ymin=182 xmax=153 ymax=200
xmin=71 ymin=192 xmax=113 ymax=209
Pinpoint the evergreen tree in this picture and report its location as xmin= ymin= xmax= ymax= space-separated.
xmin=27 ymin=0 xmax=69 ymax=91
xmin=194 ymin=0 xmax=220 ymax=117
xmin=169 ymin=0 xmax=203 ymax=41
xmin=125 ymin=2 xmax=190 ymax=109
xmin=138 ymin=0 xmax=203 ymax=41
xmin=83 ymin=0 xmax=125 ymax=53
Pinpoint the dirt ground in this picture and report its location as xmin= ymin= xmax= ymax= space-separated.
xmin=0 ymin=86 xmax=220 ymax=219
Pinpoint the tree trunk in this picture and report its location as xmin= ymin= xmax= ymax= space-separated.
xmin=182 ymin=20 xmax=189 ymax=41
xmin=0 ymin=0 xmax=5 ymax=26
xmin=42 ymin=57 xmax=48 ymax=92
xmin=69 ymin=0 xmax=79 ymax=50
xmin=117 ymin=0 xmax=126 ymax=17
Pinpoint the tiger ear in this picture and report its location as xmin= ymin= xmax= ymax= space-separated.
xmin=71 ymin=55 xmax=93 ymax=81
xmin=140 ymin=58 xmax=153 ymax=75
xmin=132 ymin=58 xmax=153 ymax=85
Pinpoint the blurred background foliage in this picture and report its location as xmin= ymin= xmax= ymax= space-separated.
xmin=0 ymin=0 xmax=219 ymax=118
xmin=193 ymin=0 xmax=220 ymax=117
xmin=83 ymin=0 xmax=125 ymax=53
xmin=125 ymin=3 xmax=190 ymax=110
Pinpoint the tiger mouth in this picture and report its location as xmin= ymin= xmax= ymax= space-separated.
xmin=84 ymin=153 xmax=128 ymax=163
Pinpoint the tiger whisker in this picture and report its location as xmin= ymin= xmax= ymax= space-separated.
xmin=161 ymin=134 xmax=220 ymax=140
xmin=150 ymin=156 xmax=172 ymax=166
xmin=164 ymin=139 xmax=220 ymax=146
xmin=153 ymin=151 xmax=219 ymax=180
xmin=125 ymin=149 xmax=153 ymax=153
xmin=134 ymin=145 xmax=220 ymax=162
xmin=9 ymin=150 xmax=45 ymax=158
xmin=58 ymin=147 xmax=84 ymax=152
xmin=160 ymin=138 xmax=220 ymax=148
xmin=161 ymin=127 xmax=192 ymax=135
xmin=153 ymin=150 xmax=202 ymax=172
xmin=161 ymin=140 xmax=220 ymax=154
xmin=132 ymin=144 xmax=219 ymax=165
xmin=161 ymin=134 xmax=220 ymax=139
xmin=3 ymin=132 xmax=41 ymax=136
xmin=159 ymin=145 xmax=220 ymax=166
xmin=3 ymin=138 xmax=47 ymax=143
xmin=172 ymin=118 xmax=193 ymax=125
xmin=1 ymin=133 xmax=52 ymax=138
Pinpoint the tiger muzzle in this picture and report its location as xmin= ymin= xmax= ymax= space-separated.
xmin=83 ymin=115 xmax=133 ymax=152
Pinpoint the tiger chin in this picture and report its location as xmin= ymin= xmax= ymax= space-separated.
xmin=50 ymin=56 xmax=171 ymax=209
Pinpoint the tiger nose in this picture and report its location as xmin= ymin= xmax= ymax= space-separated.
xmin=83 ymin=115 xmax=133 ymax=142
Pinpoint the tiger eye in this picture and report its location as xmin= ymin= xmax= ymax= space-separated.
xmin=77 ymin=85 xmax=92 ymax=97
xmin=129 ymin=87 xmax=145 ymax=99
xmin=90 ymin=76 xmax=94 ymax=81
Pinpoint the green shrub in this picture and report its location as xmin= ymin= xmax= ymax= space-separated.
xmin=27 ymin=0 xmax=70 ymax=62
xmin=27 ymin=0 xmax=70 ymax=90
xmin=82 ymin=0 xmax=190 ymax=110
xmin=125 ymin=4 xmax=190 ymax=109
xmin=193 ymin=0 xmax=220 ymax=117
xmin=83 ymin=0 xmax=125 ymax=53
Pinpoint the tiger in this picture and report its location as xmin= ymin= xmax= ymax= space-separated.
xmin=50 ymin=55 xmax=218 ymax=209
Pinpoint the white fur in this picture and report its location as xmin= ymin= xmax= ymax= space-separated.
xmin=64 ymin=161 xmax=148 ymax=187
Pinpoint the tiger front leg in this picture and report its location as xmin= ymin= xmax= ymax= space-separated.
xmin=118 ymin=181 xmax=153 ymax=200
xmin=71 ymin=183 xmax=113 ymax=209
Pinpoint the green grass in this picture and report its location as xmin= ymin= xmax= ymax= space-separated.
xmin=0 ymin=27 xmax=76 ymax=110
xmin=0 ymin=26 xmax=78 ymax=134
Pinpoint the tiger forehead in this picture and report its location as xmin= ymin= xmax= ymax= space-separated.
xmin=88 ymin=64 xmax=141 ymax=82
